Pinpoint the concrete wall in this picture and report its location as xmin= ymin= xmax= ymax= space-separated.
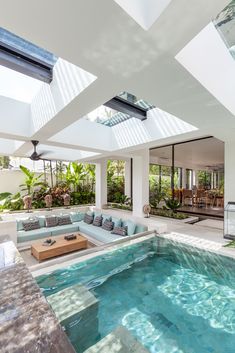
xmin=0 ymin=170 xmax=56 ymax=195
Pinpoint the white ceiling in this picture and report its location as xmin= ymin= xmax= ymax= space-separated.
xmin=0 ymin=0 xmax=233 ymax=162
xmin=0 ymin=65 xmax=43 ymax=103
xmin=150 ymin=137 xmax=224 ymax=170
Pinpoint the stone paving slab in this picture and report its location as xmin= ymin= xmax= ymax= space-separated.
xmin=0 ymin=237 xmax=75 ymax=353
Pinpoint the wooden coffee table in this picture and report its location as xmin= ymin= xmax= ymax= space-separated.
xmin=31 ymin=234 xmax=88 ymax=262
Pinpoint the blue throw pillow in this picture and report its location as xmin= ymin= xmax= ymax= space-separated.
xmin=38 ymin=216 xmax=45 ymax=228
xmin=87 ymin=210 xmax=94 ymax=217
xmin=122 ymin=220 xmax=136 ymax=236
xmin=94 ymin=211 xmax=102 ymax=219
xmin=16 ymin=219 xmax=26 ymax=231
xmin=112 ymin=217 xmax=122 ymax=228
xmin=102 ymin=214 xmax=112 ymax=222
xmin=70 ymin=212 xmax=81 ymax=223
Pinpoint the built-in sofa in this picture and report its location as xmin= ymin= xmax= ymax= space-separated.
xmin=16 ymin=210 xmax=148 ymax=245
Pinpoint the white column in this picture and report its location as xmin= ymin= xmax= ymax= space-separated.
xmin=132 ymin=150 xmax=149 ymax=217
xmin=225 ymin=141 xmax=235 ymax=205
xmin=192 ymin=170 xmax=198 ymax=187
xmin=182 ymin=168 xmax=187 ymax=188
xmin=95 ymin=159 xmax=107 ymax=209
xmin=124 ymin=159 xmax=131 ymax=198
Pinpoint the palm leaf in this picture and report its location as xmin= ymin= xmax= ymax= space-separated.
xmin=0 ymin=192 xmax=12 ymax=201
xmin=20 ymin=165 xmax=32 ymax=177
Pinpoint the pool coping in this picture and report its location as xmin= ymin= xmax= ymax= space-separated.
xmin=31 ymin=230 xmax=235 ymax=278
xmin=31 ymin=230 xmax=156 ymax=277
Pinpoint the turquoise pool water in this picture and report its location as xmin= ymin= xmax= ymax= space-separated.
xmin=37 ymin=237 xmax=235 ymax=353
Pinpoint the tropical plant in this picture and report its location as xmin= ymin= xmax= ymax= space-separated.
xmin=31 ymin=183 xmax=50 ymax=209
xmin=0 ymin=192 xmax=23 ymax=211
xmin=112 ymin=192 xmax=131 ymax=205
xmin=107 ymin=160 xmax=125 ymax=203
xmin=165 ymin=198 xmax=181 ymax=212
xmin=84 ymin=164 xmax=96 ymax=191
xmin=149 ymin=183 xmax=166 ymax=209
xmin=19 ymin=165 xmax=45 ymax=195
xmin=0 ymin=156 xmax=10 ymax=169
xmin=65 ymin=162 xmax=86 ymax=192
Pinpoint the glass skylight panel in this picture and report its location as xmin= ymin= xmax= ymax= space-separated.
xmin=118 ymin=91 xmax=155 ymax=110
xmin=214 ymin=1 xmax=235 ymax=59
xmin=86 ymin=106 xmax=131 ymax=127
xmin=0 ymin=27 xmax=58 ymax=83
xmin=86 ymin=93 xmax=154 ymax=127
xmin=114 ymin=0 xmax=172 ymax=31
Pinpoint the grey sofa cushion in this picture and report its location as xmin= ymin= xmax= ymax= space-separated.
xmin=111 ymin=226 xmax=128 ymax=236
xmin=18 ymin=228 xmax=52 ymax=243
xmin=78 ymin=221 xmax=122 ymax=243
xmin=50 ymin=224 xmax=79 ymax=236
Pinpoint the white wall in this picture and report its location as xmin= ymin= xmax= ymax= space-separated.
xmin=224 ymin=141 xmax=235 ymax=205
xmin=0 ymin=170 xmax=56 ymax=195
xmin=132 ymin=150 xmax=149 ymax=217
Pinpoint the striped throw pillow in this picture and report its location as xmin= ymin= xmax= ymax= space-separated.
xmin=58 ymin=215 xmax=72 ymax=226
xmin=22 ymin=218 xmax=40 ymax=231
xmin=93 ymin=215 xmax=103 ymax=227
xmin=45 ymin=216 xmax=58 ymax=227
xmin=102 ymin=220 xmax=114 ymax=231
xmin=111 ymin=226 xmax=128 ymax=236
xmin=84 ymin=213 xmax=94 ymax=224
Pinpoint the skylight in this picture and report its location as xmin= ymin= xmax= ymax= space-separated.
xmin=85 ymin=93 xmax=155 ymax=127
xmin=0 ymin=64 xmax=43 ymax=103
xmin=114 ymin=0 xmax=172 ymax=30
xmin=118 ymin=91 xmax=155 ymax=110
xmin=214 ymin=1 xmax=235 ymax=59
xmin=85 ymin=106 xmax=131 ymax=127
xmin=0 ymin=27 xmax=57 ymax=83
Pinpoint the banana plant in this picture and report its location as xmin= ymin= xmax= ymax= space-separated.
xmin=19 ymin=165 xmax=45 ymax=195
xmin=65 ymin=162 xmax=86 ymax=192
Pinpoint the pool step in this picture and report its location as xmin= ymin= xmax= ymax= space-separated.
xmin=84 ymin=326 xmax=149 ymax=353
xmin=47 ymin=284 xmax=99 ymax=353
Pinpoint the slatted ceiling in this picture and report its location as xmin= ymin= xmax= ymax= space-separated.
xmin=136 ymin=99 xmax=155 ymax=110
xmin=101 ymin=112 xmax=131 ymax=126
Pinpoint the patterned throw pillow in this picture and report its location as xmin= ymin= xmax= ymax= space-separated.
xmin=111 ymin=226 xmax=128 ymax=236
xmin=22 ymin=218 xmax=40 ymax=231
xmin=58 ymin=215 xmax=72 ymax=226
xmin=93 ymin=215 xmax=103 ymax=227
xmin=102 ymin=219 xmax=114 ymax=231
xmin=45 ymin=216 xmax=58 ymax=228
xmin=84 ymin=213 xmax=94 ymax=224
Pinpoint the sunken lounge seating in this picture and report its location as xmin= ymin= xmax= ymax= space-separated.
xmin=16 ymin=210 xmax=148 ymax=245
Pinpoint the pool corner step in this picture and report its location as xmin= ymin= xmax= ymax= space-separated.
xmin=84 ymin=325 xmax=149 ymax=353
xmin=47 ymin=284 xmax=99 ymax=352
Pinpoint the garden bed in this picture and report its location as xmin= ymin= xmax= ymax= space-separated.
xmin=106 ymin=203 xmax=132 ymax=211
xmin=150 ymin=208 xmax=188 ymax=220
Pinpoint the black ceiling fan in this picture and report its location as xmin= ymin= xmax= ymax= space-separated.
xmin=30 ymin=140 xmax=49 ymax=161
